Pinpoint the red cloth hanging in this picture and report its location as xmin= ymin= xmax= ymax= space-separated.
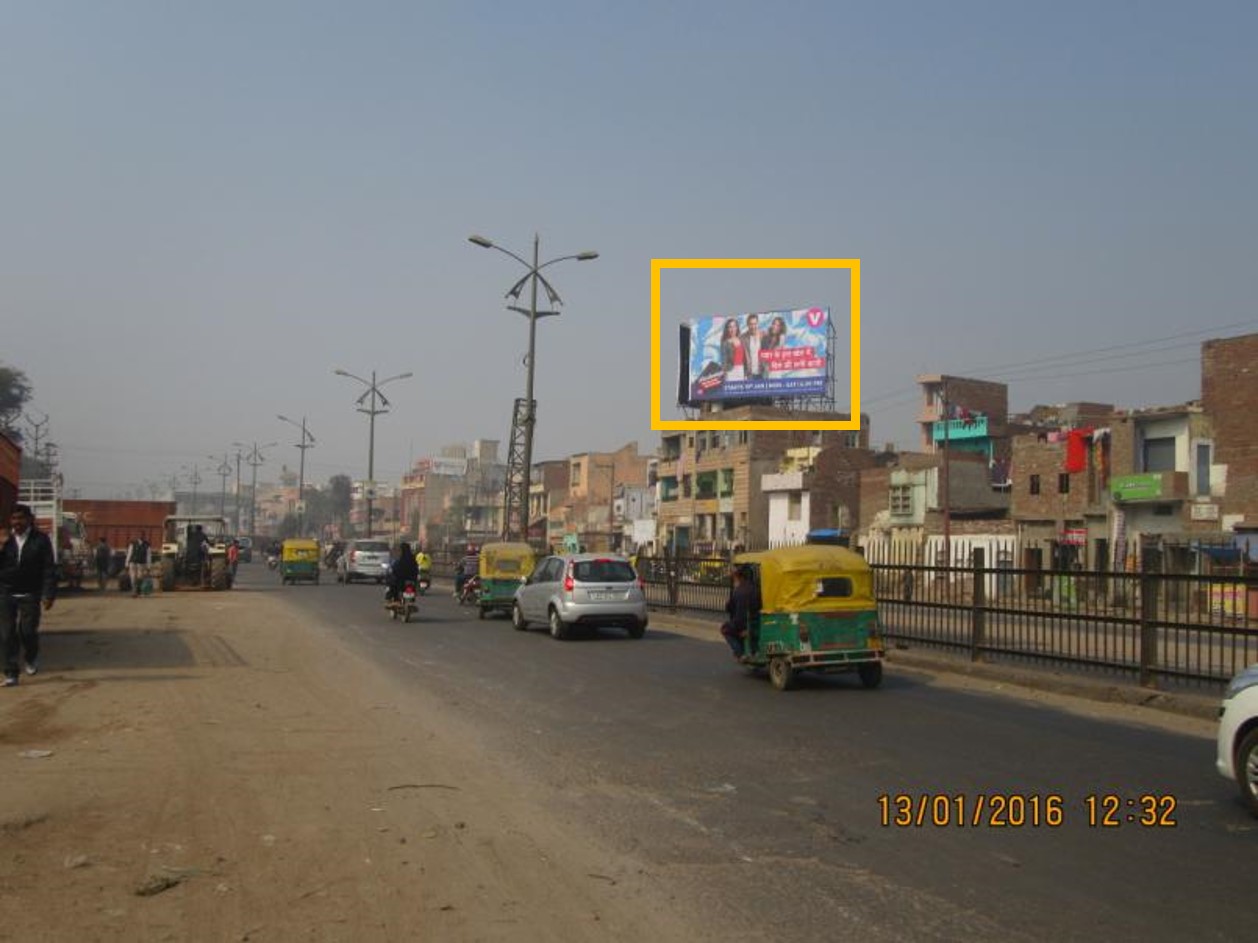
xmin=1064 ymin=428 xmax=1093 ymax=474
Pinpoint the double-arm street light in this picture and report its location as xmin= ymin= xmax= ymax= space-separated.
xmin=467 ymin=233 xmax=598 ymax=541
xmin=334 ymin=369 xmax=412 ymax=538
xmin=233 ymin=441 xmax=278 ymax=538
xmin=277 ymin=415 xmax=316 ymax=536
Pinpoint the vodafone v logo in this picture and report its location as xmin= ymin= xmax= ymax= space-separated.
xmin=805 ymin=307 xmax=827 ymax=328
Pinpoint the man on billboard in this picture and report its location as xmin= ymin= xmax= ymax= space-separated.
xmin=742 ymin=313 xmax=765 ymax=379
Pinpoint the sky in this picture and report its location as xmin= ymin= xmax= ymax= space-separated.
xmin=3 ymin=1 xmax=1256 ymax=498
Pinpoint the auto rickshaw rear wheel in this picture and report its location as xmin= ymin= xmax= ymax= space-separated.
xmin=858 ymin=662 xmax=883 ymax=689
xmin=768 ymin=657 xmax=796 ymax=691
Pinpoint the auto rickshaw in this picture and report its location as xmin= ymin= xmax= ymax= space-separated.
xmin=733 ymin=544 xmax=884 ymax=692
xmin=280 ymin=538 xmax=322 ymax=585
xmin=477 ymin=542 xmax=536 ymax=619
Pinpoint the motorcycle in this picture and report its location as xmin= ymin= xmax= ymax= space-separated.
xmin=458 ymin=574 xmax=481 ymax=606
xmin=386 ymin=580 xmax=418 ymax=623
xmin=417 ymin=572 xmax=431 ymax=596
xmin=267 ymin=553 xmax=279 ymax=571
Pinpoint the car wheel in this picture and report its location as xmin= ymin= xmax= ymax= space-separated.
xmin=512 ymin=603 xmax=529 ymax=631
xmin=858 ymin=662 xmax=883 ymax=690
xmin=627 ymin=620 xmax=646 ymax=640
xmin=1237 ymin=728 xmax=1258 ymax=817
xmin=768 ymin=657 xmax=795 ymax=691
xmin=549 ymin=608 xmax=569 ymax=641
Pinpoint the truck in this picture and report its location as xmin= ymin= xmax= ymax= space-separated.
xmin=17 ymin=476 xmax=91 ymax=588
xmin=64 ymin=499 xmax=176 ymax=553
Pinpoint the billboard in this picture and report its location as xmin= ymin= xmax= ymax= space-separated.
xmin=679 ymin=306 xmax=829 ymax=405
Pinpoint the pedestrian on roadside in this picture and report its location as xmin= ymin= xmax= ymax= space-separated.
xmin=124 ymin=533 xmax=152 ymax=598
xmin=227 ymin=539 xmax=240 ymax=580
xmin=94 ymin=537 xmax=112 ymax=590
xmin=719 ymin=564 xmax=760 ymax=661
xmin=0 ymin=504 xmax=58 ymax=686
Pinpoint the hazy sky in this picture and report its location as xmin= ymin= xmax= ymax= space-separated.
xmin=3 ymin=1 xmax=1256 ymax=498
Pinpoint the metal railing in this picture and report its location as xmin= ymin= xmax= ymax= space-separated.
xmin=636 ymin=550 xmax=1258 ymax=689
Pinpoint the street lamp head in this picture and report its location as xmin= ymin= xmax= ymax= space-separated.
xmin=576 ymin=251 xmax=599 ymax=261
xmin=468 ymin=235 xmax=494 ymax=249
xmin=333 ymin=369 xmax=349 ymax=377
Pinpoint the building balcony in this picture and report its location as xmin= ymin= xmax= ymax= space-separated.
xmin=1110 ymin=471 xmax=1189 ymax=504
xmin=930 ymin=416 xmax=989 ymax=442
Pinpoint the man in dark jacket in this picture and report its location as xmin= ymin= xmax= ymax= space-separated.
xmin=720 ymin=564 xmax=761 ymax=660
xmin=0 ymin=504 xmax=58 ymax=686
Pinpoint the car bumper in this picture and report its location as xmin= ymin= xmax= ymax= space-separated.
xmin=555 ymin=599 xmax=648 ymax=627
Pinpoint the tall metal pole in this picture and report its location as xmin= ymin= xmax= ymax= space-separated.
xmin=278 ymin=415 xmax=316 ymax=537
xmin=190 ymin=465 xmax=201 ymax=516
xmin=334 ymin=369 xmax=411 ymax=541
xmin=368 ymin=373 xmax=377 ymax=538
xmin=941 ymin=379 xmax=952 ymax=567
xmin=234 ymin=451 xmax=243 ymax=535
xmin=522 ymin=235 xmax=540 ymax=540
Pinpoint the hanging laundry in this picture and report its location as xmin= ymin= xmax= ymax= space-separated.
xmin=1064 ymin=427 xmax=1094 ymax=474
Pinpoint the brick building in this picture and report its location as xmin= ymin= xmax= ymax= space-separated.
xmin=1202 ymin=332 xmax=1258 ymax=542
xmin=762 ymin=445 xmax=883 ymax=546
xmin=656 ymin=405 xmax=869 ymax=553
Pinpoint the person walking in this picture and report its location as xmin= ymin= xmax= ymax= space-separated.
xmin=94 ymin=537 xmax=112 ymax=590
xmin=124 ymin=533 xmax=152 ymax=597
xmin=0 ymin=504 xmax=58 ymax=686
xmin=227 ymin=539 xmax=240 ymax=580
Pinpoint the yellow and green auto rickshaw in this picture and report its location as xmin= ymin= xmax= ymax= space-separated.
xmin=477 ymin=542 xmax=536 ymax=619
xmin=734 ymin=544 xmax=884 ymax=692
xmin=280 ymin=538 xmax=322 ymax=585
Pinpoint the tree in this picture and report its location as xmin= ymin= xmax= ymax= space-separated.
xmin=328 ymin=475 xmax=353 ymax=529
xmin=0 ymin=364 xmax=33 ymax=438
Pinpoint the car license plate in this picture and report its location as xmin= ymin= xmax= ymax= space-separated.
xmin=589 ymin=591 xmax=617 ymax=601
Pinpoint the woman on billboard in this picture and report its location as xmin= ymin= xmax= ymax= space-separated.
xmin=720 ymin=318 xmax=747 ymax=382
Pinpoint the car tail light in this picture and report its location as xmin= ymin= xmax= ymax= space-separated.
xmin=563 ymin=563 xmax=574 ymax=594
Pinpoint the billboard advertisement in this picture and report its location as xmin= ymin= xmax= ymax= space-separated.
xmin=680 ymin=306 xmax=829 ymax=404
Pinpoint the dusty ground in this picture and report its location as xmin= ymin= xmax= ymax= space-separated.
xmin=0 ymin=587 xmax=699 ymax=943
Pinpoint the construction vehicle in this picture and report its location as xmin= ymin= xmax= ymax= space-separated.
xmin=18 ymin=476 xmax=90 ymax=588
xmin=159 ymin=516 xmax=232 ymax=591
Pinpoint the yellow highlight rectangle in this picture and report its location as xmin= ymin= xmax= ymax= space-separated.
xmin=650 ymin=258 xmax=860 ymax=431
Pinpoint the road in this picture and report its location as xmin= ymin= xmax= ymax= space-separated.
xmin=246 ymin=564 xmax=1255 ymax=943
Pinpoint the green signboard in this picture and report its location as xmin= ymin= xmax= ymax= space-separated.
xmin=1110 ymin=473 xmax=1162 ymax=502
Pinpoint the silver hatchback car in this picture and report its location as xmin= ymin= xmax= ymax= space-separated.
xmin=337 ymin=539 xmax=393 ymax=584
xmin=512 ymin=553 xmax=648 ymax=640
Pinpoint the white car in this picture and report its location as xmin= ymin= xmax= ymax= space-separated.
xmin=337 ymin=539 xmax=392 ymax=584
xmin=1216 ymin=663 xmax=1258 ymax=817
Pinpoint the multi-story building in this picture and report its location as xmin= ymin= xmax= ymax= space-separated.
xmin=761 ymin=445 xmax=883 ymax=546
xmin=554 ymin=442 xmax=650 ymax=552
xmin=1202 ymin=332 xmax=1258 ymax=545
xmin=528 ymin=459 xmax=571 ymax=548
xmin=655 ymin=405 xmax=869 ymax=553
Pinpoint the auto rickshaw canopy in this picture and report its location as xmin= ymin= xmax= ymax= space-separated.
xmin=281 ymin=538 xmax=321 ymax=562
xmin=735 ymin=544 xmax=874 ymax=613
xmin=478 ymin=542 xmax=537 ymax=580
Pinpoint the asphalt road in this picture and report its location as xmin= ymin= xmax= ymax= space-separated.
xmin=238 ymin=563 xmax=1255 ymax=943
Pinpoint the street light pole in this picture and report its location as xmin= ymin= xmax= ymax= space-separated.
xmin=334 ymin=369 xmax=412 ymax=539
xmin=233 ymin=441 xmax=277 ymax=538
xmin=211 ymin=454 xmax=232 ymax=519
xmin=468 ymin=233 xmax=598 ymax=542
xmin=278 ymin=415 xmax=316 ymax=536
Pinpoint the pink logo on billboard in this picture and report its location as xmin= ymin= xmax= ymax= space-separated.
xmin=805 ymin=307 xmax=827 ymax=328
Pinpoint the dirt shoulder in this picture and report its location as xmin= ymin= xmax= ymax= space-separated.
xmin=0 ymin=587 xmax=699 ymax=942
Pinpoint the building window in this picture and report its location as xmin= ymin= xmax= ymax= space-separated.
xmin=719 ymin=468 xmax=734 ymax=498
xmin=1196 ymin=443 xmax=1211 ymax=496
xmin=1030 ymin=475 xmax=1041 ymax=495
xmin=1058 ymin=473 xmax=1070 ymax=494
xmin=682 ymin=474 xmax=692 ymax=498
xmin=890 ymin=485 xmax=912 ymax=515
xmin=787 ymin=492 xmax=802 ymax=521
xmin=1142 ymin=436 xmax=1176 ymax=473
xmin=1153 ymin=504 xmax=1174 ymax=517
xmin=571 ymin=463 xmax=582 ymax=487
xmin=737 ymin=431 xmax=750 ymax=446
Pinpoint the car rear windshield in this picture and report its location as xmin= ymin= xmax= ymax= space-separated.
xmin=573 ymin=560 xmax=637 ymax=583
xmin=357 ymin=542 xmax=390 ymax=553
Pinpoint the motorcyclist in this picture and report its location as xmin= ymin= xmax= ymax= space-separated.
xmin=416 ymin=547 xmax=432 ymax=576
xmin=387 ymin=542 xmax=420 ymax=603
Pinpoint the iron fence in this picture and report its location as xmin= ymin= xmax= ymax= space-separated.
xmin=636 ymin=551 xmax=1258 ymax=689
